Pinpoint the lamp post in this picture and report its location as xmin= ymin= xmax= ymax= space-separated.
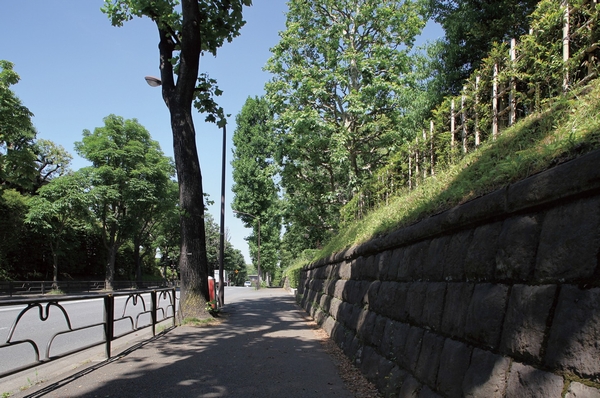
xmin=233 ymin=210 xmax=260 ymax=289
xmin=145 ymin=75 xmax=227 ymax=307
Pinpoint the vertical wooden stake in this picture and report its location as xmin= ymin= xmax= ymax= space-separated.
xmin=461 ymin=86 xmax=467 ymax=154
xmin=493 ymin=63 xmax=499 ymax=140
xmin=563 ymin=0 xmax=570 ymax=92
xmin=451 ymin=99 xmax=455 ymax=150
xmin=475 ymin=75 xmax=480 ymax=146
xmin=509 ymin=38 xmax=516 ymax=126
xmin=430 ymin=120 xmax=435 ymax=176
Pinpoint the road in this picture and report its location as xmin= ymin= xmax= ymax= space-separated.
xmin=0 ymin=289 xmax=178 ymax=376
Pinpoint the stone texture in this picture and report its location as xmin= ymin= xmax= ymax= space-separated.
xmin=408 ymin=282 xmax=429 ymax=325
xmin=398 ymin=240 xmax=429 ymax=281
xmin=418 ymin=385 xmax=443 ymax=398
xmin=464 ymin=222 xmax=503 ymax=281
xmin=381 ymin=365 xmax=409 ymax=397
xmin=565 ymin=382 xmax=600 ymax=398
xmin=415 ymin=332 xmax=445 ymax=387
xmin=463 ymin=348 xmax=510 ymax=398
xmin=443 ymin=229 xmax=473 ymax=280
xmin=388 ymin=322 xmax=411 ymax=365
xmin=422 ymin=282 xmax=446 ymax=331
xmin=505 ymin=362 xmax=564 ymax=398
xmin=441 ymin=282 xmax=474 ymax=339
xmin=535 ymin=196 xmax=600 ymax=282
xmin=403 ymin=326 xmax=425 ymax=373
xmin=464 ymin=283 xmax=509 ymax=349
xmin=545 ymin=286 xmax=600 ymax=377
xmin=495 ymin=215 xmax=542 ymax=281
xmin=422 ymin=237 xmax=447 ymax=280
xmin=398 ymin=375 xmax=422 ymax=398
xmin=437 ymin=339 xmax=473 ymax=398
xmin=500 ymin=284 xmax=557 ymax=361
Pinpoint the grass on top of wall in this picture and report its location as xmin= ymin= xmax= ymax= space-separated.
xmin=314 ymin=79 xmax=600 ymax=262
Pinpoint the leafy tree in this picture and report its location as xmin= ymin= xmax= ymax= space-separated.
xmin=428 ymin=0 xmax=539 ymax=95
xmin=231 ymin=96 xmax=281 ymax=282
xmin=103 ymin=0 xmax=251 ymax=317
xmin=0 ymin=189 xmax=28 ymax=279
xmin=26 ymin=173 xmax=90 ymax=285
xmin=264 ymin=0 xmax=427 ymax=254
xmin=75 ymin=115 xmax=174 ymax=290
xmin=0 ymin=60 xmax=37 ymax=193
xmin=33 ymin=139 xmax=73 ymax=191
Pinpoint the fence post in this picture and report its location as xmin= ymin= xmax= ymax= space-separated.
xmin=475 ymin=75 xmax=480 ymax=146
xmin=151 ymin=290 xmax=157 ymax=337
xmin=408 ymin=149 xmax=412 ymax=190
xmin=450 ymin=99 xmax=455 ymax=150
xmin=430 ymin=120 xmax=435 ymax=176
xmin=461 ymin=87 xmax=467 ymax=154
xmin=510 ymin=38 xmax=517 ymax=126
xmin=103 ymin=294 xmax=114 ymax=359
xmin=563 ymin=0 xmax=570 ymax=91
xmin=493 ymin=63 xmax=499 ymax=140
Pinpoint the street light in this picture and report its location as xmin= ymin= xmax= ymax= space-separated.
xmin=145 ymin=75 xmax=227 ymax=307
xmin=233 ymin=210 xmax=261 ymax=289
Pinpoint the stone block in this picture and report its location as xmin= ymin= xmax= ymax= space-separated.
xmin=535 ymin=196 xmax=600 ymax=282
xmin=380 ymin=319 xmax=395 ymax=358
xmin=404 ymin=326 xmax=425 ymax=373
xmin=443 ymin=229 xmax=473 ymax=281
xmin=381 ymin=365 xmax=409 ymax=397
xmin=373 ymin=281 xmax=397 ymax=315
xmin=500 ymin=284 xmax=557 ymax=361
xmin=333 ymin=279 xmax=346 ymax=300
xmin=464 ymin=283 xmax=509 ymax=349
xmin=365 ymin=280 xmax=381 ymax=311
xmin=545 ymin=286 xmax=600 ymax=377
xmin=495 ymin=215 xmax=541 ymax=281
xmin=389 ymin=322 xmax=411 ymax=365
xmin=356 ymin=309 xmax=375 ymax=341
xmin=362 ymin=254 xmax=379 ymax=280
xmin=422 ymin=236 xmax=449 ymax=280
xmin=388 ymin=247 xmax=405 ymax=282
xmin=441 ymin=282 xmax=474 ymax=339
xmin=398 ymin=240 xmax=429 ymax=281
xmin=399 ymin=375 xmax=422 ymax=398
xmin=339 ymin=260 xmax=352 ymax=280
xmin=464 ymin=221 xmax=503 ymax=281
xmin=418 ymin=385 xmax=443 ymax=398
xmin=387 ymin=282 xmax=410 ymax=322
xmin=337 ymin=301 xmax=354 ymax=328
xmin=505 ymin=362 xmax=564 ymax=397
xmin=422 ymin=282 xmax=446 ymax=331
xmin=565 ymin=382 xmax=600 ymax=398
xmin=462 ymin=348 xmax=510 ymax=398
xmin=371 ymin=314 xmax=388 ymax=348
xmin=376 ymin=250 xmax=394 ymax=281
xmin=415 ymin=332 xmax=445 ymax=387
xmin=436 ymin=339 xmax=473 ymax=398
xmin=408 ymin=281 xmax=428 ymax=325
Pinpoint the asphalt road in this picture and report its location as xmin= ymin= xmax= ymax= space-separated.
xmin=0 ymin=291 xmax=177 ymax=377
xmin=2 ymin=287 xmax=354 ymax=398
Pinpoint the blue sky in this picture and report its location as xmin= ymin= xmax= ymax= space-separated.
xmin=1 ymin=1 xmax=443 ymax=265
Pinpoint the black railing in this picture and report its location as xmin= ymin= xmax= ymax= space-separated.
xmin=0 ymin=280 xmax=178 ymax=297
xmin=0 ymin=288 xmax=177 ymax=379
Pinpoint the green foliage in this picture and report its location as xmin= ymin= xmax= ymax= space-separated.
xmin=0 ymin=60 xmax=37 ymax=192
xmin=319 ymin=78 xmax=600 ymax=259
xmin=265 ymin=0 xmax=428 ymax=257
xmin=0 ymin=188 xmax=28 ymax=279
xmin=231 ymin=96 xmax=281 ymax=278
xmin=74 ymin=115 xmax=175 ymax=287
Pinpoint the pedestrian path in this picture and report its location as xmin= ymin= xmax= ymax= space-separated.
xmin=11 ymin=288 xmax=354 ymax=397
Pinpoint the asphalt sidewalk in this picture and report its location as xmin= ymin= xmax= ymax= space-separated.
xmin=9 ymin=288 xmax=354 ymax=398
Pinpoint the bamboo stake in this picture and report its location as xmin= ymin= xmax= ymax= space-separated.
xmin=422 ymin=129 xmax=427 ymax=179
xmin=493 ymin=63 xmax=499 ymax=140
xmin=509 ymin=38 xmax=516 ymax=126
xmin=461 ymin=86 xmax=467 ymax=154
xmin=430 ymin=120 xmax=435 ymax=176
xmin=451 ymin=99 xmax=455 ymax=149
xmin=475 ymin=75 xmax=480 ymax=146
xmin=563 ymin=0 xmax=570 ymax=92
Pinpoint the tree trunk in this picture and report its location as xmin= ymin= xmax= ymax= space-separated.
xmin=171 ymin=106 xmax=210 ymax=319
xmin=105 ymin=244 xmax=117 ymax=291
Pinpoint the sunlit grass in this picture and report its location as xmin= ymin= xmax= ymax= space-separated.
xmin=315 ymin=80 xmax=600 ymax=261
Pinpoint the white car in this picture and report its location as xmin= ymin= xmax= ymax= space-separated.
xmin=244 ymin=281 xmax=252 ymax=287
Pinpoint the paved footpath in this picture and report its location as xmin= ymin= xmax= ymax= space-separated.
xmin=9 ymin=288 xmax=354 ymax=398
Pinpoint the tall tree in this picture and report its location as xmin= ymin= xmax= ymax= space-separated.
xmin=103 ymin=0 xmax=251 ymax=317
xmin=32 ymin=139 xmax=72 ymax=191
xmin=26 ymin=173 xmax=90 ymax=286
xmin=75 ymin=115 xmax=173 ymax=290
xmin=0 ymin=60 xmax=37 ymax=193
xmin=231 ymin=96 xmax=281 ymax=282
xmin=428 ymin=0 xmax=539 ymax=95
xmin=265 ymin=0 xmax=427 ymax=253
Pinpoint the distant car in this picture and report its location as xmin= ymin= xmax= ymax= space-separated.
xmin=244 ymin=281 xmax=252 ymax=287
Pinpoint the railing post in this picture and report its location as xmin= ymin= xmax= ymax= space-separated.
xmin=103 ymin=294 xmax=114 ymax=359
xmin=172 ymin=287 xmax=177 ymax=328
xmin=151 ymin=290 xmax=157 ymax=337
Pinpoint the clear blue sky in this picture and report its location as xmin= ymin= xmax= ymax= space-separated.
xmin=1 ymin=1 xmax=443 ymax=265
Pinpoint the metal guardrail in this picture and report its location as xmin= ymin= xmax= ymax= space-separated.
xmin=0 ymin=280 xmax=178 ymax=297
xmin=0 ymin=287 xmax=177 ymax=379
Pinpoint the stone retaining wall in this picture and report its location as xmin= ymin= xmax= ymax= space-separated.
xmin=298 ymin=150 xmax=600 ymax=397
